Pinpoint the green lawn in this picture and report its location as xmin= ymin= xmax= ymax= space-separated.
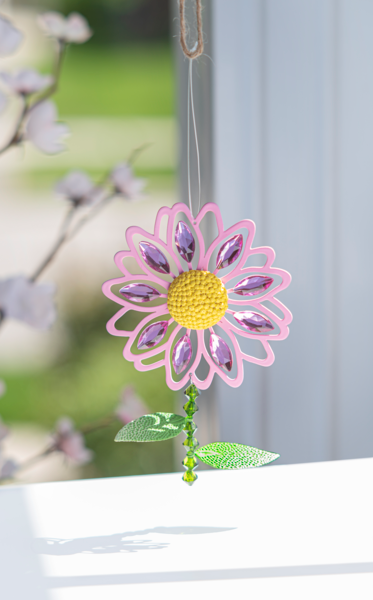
xmin=52 ymin=43 xmax=175 ymax=116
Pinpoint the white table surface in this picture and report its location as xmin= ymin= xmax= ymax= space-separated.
xmin=1 ymin=458 xmax=372 ymax=600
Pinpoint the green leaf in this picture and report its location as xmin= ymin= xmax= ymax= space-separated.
xmin=196 ymin=442 xmax=279 ymax=469
xmin=115 ymin=413 xmax=186 ymax=443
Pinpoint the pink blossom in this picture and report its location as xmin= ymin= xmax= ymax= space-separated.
xmin=0 ymin=458 xmax=18 ymax=480
xmin=0 ymin=15 xmax=23 ymax=57
xmin=53 ymin=418 xmax=93 ymax=465
xmin=0 ymin=275 xmax=56 ymax=330
xmin=38 ymin=12 xmax=92 ymax=44
xmin=111 ymin=163 xmax=146 ymax=200
xmin=55 ymin=170 xmax=105 ymax=207
xmin=25 ymin=100 xmax=69 ymax=154
xmin=0 ymin=68 xmax=53 ymax=95
xmin=115 ymin=386 xmax=149 ymax=425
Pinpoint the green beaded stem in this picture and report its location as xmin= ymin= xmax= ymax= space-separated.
xmin=182 ymin=381 xmax=200 ymax=486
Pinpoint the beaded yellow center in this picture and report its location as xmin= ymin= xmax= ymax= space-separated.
xmin=167 ymin=270 xmax=228 ymax=330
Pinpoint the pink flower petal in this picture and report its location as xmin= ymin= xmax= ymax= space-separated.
xmin=0 ymin=275 xmax=56 ymax=330
xmin=38 ymin=12 xmax=66 ymax=38
xmin=115 ymin=386 xmax=149 ymax=424
xmin=0 ymin=69 xmax=53 ymax=95
xmin=0 ymin=16 xmax=23 ymax=57
xmin=111 ymin=163 xmax=146 ymax=199
xmin=65 ymin=12 xmax=92 ymax=43
xmin=55 ymin=170 xmax=103 ymax=206
xmin=54 ymin=417 xmax=93 ymax=465
xmin=55 ymin=417 xmax=74 ymax=437
xmin=25 ymin=101 xmax=69 ymax=154
xmin=38 ymin=11 xmax=92 ymax=44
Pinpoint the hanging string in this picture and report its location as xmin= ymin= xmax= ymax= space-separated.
xmin=180 ymin=0 xmax=204 ymax=218
xmin=186 ymin=57 xmax=201 ymax=217
xmin=179 ymin=0 xmax=204 ymax=59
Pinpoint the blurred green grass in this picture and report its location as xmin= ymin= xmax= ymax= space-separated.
xmin=53 ymin=44 xmax=174 ymax=116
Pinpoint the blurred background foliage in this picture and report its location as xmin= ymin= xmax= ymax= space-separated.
xmin=18 ymin=0 xmax=174 ymax=116
xmin=54 ymin=44 xmax=173 ymax=116
xmin=0 ymin=0 xmax=179 ymax=481
xmin=18 ymin=0 xmax=170 ymax=43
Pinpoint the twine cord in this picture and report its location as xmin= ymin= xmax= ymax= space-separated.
xmin=179 ymin=0 xmax=204 ymax=59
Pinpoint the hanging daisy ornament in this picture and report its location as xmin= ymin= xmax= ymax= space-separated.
xmin=102 ymin=202 xmax=291 ymax=390
xmin=102 ymin=0 xmax=292 ymax=485
xmin=102 ymin=203 xmax=292 ymax=484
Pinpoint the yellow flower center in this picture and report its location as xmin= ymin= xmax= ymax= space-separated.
xmin=167 ymin=270 xmax=228 ymax=330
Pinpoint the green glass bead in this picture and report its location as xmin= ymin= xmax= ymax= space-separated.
xmin=183 ymin=456 xmax=198 ymax=469
xmin=183 ymin=420 xmax=197 ymax=433
xmin=183 ymin=437 xmax=199 ymax=449
xmin=182 ymin=470 xmax=198 ymax=485
xmin=182 ymin=382 xmax=200 ymax=485
xmin=183 ymin=400 xmax=199 ymax=417
xmin=184 ymin=383 xmax=200 ymax=401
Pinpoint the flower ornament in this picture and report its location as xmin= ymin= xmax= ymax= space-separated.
xmin=108 ymin=11 xmax=291 ymax=485
xmin=25 ymin=100 xmax=69 ymax=154
xmin=55 ymin=170 xmax=105 ymax=207
xmin=0 ymin=68 xmax=53 ymax=95
xmin=0 ymin=275 xmax=56 ymax=330
xmin=102 ymin=203 xmax=292 ymax=391
xmin=0 ymin=15 xmax=23 ymax=57
xmin=111 ymin=163 xmax=146 ymax=200
xmin=38 ymin=12 xmax=92 ymax=44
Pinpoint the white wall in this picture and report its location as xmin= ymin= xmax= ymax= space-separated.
xmin=212 ymin=0 xmax=373 ymax=463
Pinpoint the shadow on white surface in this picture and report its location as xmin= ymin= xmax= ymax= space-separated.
xmin=35 ymin=526 xmax=234 ymax=555
xmin=44 ymin=563 xmax=373 ymax=588
xmin=1 ymin=464 xmax=372 ymax=597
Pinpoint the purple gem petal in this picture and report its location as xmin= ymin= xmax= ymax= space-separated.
xmin=119 ymin=283 xmax=160 ymax=303
xmin=175 ymin=221 xmax=195 ymax=263
xmin=137 ymin=321 xmax=168 ymax=349
xmin=216 ymin=234 xmax=243 ymax=270
xmin=233 ymin=276 xmax=273 ymax=296
xmin=234 ymin=311 xmax=274 ymax=333
xmin=209 ymin=333 xmax=233 ymax=372
xmin=139 ymin=242 xmax=170 ymax=274
xmin=172 ymin=335 xmax=192 ymax=375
